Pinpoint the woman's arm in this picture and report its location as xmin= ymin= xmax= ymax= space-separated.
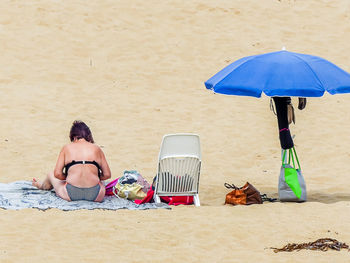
xmin=54 ymin=146 xmax=66 ymax=180
xmin=98 ymin=148 xmax=111 ymax=181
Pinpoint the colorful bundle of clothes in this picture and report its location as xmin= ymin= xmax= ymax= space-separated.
xmin=105 ymin=171 xmax=193 ymax=206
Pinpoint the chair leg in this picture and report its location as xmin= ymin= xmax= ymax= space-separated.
xmin=193 ymin=194 xmax=200 ymax=207
xmin=154 ymin=194 xmax=161 ymax=204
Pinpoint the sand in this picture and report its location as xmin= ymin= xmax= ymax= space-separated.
xmin=1 ymin=0 xmax=350 ymax=262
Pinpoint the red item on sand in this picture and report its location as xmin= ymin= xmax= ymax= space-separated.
xmin=134 ymin=188 xmax=155 ymax=204
xmin=134 ymin=188 xmax=193 ymax=206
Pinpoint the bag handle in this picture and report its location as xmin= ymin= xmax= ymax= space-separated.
xmin=282 ymin=150 xmax=288 ymax=166
xmin=292 ymin=147 xmax=301 ymax=170
xmin=282 ymin=149 xmax=293 ymax=165
xmin=289 ymin=147 xmax=301 ymax=170
xmin=224 ymin=183 xmax=237 ymax=189
xmin=282 ymin=147 xmax=301 ymax=170
xmin=289 ymin=148 xmax=295 ymax=168
xmin=260 ymin=194 xmax=277 ymax=202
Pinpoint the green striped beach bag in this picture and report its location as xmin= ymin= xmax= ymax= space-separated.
xmin=278 ymin=147 xmax=307 ymax=202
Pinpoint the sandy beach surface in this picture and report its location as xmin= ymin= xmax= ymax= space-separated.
xmin=1 ymin=0 xmax=350 ymax=262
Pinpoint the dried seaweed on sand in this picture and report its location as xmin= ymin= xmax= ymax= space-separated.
xmin=272 ymin=238 xmax=350 ymax=253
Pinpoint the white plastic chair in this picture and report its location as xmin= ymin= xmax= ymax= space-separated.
xmin=154 ymin=133 xmax=201 ymax=206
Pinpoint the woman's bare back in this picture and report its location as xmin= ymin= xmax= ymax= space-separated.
xmin=52 ymin=138 xmax=111 ymax=188
xmin=63 ymin=140 xmax=102 ymax=187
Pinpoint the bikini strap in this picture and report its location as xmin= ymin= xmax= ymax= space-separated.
xmin=63 ymin=160 xmax=102 ymax=178
xmin=88 ymin=161 xmax=102 ymax=178
xmin=63 ymin=160 xmax=78 ymax=177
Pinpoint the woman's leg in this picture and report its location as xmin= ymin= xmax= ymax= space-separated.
xmin=32 ymin=172 xmax=71 ymax=201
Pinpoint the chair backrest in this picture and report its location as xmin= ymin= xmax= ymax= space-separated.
xmin=156 ymin=134 xmax=201 ymax=195
xmin=158 ymin=134 xmax=201 ymax=160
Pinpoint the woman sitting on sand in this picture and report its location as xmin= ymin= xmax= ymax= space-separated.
xmin=32 ymin=120 xmax=111 ymax=202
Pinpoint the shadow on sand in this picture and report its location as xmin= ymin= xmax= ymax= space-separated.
xmin=259 ymin=188 xmax=350 ymax=204
xmin=306 ymin=192 xmax=350 ymax=204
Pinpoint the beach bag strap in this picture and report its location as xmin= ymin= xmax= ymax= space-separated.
xmin=260 ymin=194 xmax=277 ymax=202
xmin=224 ymin=183 xmax=238 ymax=189
xmin=292 ymin=147 xmax=301 ymax=170
xmin=282 ymin=147 xmax=301 ymax=170
xmin=289 ymin=148 xmax=295 ymax=168
xmin=282 ymin=149 xmax=288 ymax=166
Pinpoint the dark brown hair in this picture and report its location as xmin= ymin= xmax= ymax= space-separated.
xmin=69 ymin=120 xmax=94 ymax=143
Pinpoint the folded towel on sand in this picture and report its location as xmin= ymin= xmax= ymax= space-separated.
xmin=0 ymin=181 xmax=170 ymax=211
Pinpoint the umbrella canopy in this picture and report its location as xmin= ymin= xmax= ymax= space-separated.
xmin=205 ymin=50 xmax=350 ymax=97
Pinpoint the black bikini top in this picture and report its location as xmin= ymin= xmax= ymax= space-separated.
xmin=63 ymin=160 xmax=102 ymax=178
